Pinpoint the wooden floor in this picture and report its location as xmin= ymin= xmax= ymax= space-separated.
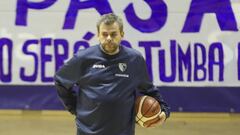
xmin=0 ymin=110 xmax=240 ymax=135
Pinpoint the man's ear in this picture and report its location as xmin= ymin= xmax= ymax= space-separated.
xmin=97 ymin=32 xmax=100 ymax=39
xmin=121 ymin=31 xmax=124 ymax=37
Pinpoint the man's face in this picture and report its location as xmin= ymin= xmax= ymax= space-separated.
xmin=98 ymin=22 xmax=124 ymax=54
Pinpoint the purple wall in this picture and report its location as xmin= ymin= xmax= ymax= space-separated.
xmin=0 ymin=85 xmax=239 ymax=112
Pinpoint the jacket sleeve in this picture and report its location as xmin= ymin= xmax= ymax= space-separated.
xmin=137 ymin=55 xmax=170 ymax=118
xmin=54 ymin=54 xmax=82 ymax=115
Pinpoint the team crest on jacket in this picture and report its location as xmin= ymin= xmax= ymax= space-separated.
xmin=118 ymin=63 xmax=127 ymax=72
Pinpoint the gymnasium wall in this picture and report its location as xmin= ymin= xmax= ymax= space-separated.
xmin=0 ymin=0 xmax=240 ymax=112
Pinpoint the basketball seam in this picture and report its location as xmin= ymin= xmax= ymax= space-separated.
xmin=137 ymin=97 xmax=158 ymax=123
xmin=142 ymin=99 xmax=157 ymax=118
xmin=136 ymin=96 xmax=147 ymax=123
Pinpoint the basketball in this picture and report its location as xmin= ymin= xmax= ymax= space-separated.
xmin=135 ymin=95 xmax=161 ymax=128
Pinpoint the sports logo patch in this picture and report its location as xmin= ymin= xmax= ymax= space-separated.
xmin=118 ymin=63 xmax=127 ymax=72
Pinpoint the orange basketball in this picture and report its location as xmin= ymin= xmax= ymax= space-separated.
xmin=135 ymin=95 xmax=161 ymax=128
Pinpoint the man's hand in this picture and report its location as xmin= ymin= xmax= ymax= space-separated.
xmin=148 ymin=111 xmax=167 ymax=128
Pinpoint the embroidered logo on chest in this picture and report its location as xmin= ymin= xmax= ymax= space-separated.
xmin=118 ymin=63 xmax=127 ymax=72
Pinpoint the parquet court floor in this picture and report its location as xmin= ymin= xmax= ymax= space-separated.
xmin=0 ymin=110 xmax=239 ymax=135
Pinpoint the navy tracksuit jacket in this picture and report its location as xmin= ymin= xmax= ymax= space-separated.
xmin=54 ymin=45 xmax=170 ymax=135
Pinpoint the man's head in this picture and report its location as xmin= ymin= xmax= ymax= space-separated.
xmin=97 ymin=13 xmax=124 ymax=55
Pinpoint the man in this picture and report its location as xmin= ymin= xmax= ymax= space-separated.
xmin=54 ymin=13 xmax=170 ymax=135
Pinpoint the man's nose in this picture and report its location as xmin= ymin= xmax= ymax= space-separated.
xmin=106 ymin=35 xmax=112 ymax=41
